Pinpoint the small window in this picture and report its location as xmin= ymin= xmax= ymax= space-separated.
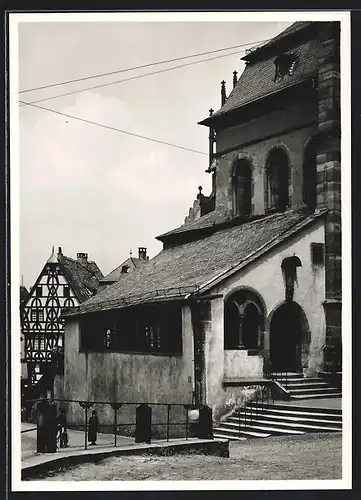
xmin=36 ymin=286 xmax=42 ymax=298
xmin=63 ymin=285 xmax=70 ymax=298
xmin=38 ymin=309 xmax=44 ymax=322
xmin=311 ymin=243 xmax=324 ymax=265
xmin=121 ymin=265 xmax=129 ymax=274
xmin=31 ymin=309 xmax=37 ymax=322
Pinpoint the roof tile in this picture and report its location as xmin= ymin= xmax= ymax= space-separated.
xmin=76 ymin=209 xmax=325 ymax=315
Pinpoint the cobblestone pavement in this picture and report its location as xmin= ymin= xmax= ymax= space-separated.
xmin=30 ymin=432 xmax=342 ymax=481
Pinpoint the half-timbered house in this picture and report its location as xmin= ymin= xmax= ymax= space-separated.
xmin=21 ymin=247 xmax=103 ymax=390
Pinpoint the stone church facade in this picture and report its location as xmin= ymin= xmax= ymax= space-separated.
xmin=61 ymin=21 xmax=341 ymax=429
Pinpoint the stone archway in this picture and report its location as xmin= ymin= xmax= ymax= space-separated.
xmin=269 ymin=301 xmax=310 ymax=373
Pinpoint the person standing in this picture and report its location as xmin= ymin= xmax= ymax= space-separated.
xmin=57 ymin=408 xmax=68 ymax=448
xmin=88 ymin=410 xmax=99 ymax=445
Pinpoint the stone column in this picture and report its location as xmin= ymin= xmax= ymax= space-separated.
xmin=315 ymin=21 xmax=342 ymax=372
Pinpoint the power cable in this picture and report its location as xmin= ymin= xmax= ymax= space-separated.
xmin=19 ymin=48 xmax=246 ymax=106
xmin=19 ymin=99 xmax=208 ymax=156
xmin=19 ymin=37 xmax=270 ymax=94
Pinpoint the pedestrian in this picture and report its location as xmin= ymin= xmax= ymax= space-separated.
xmin=88 ymin=409 xmax=99 ymax=445
xmin=57 ymin=408 xmax=69 ymax=448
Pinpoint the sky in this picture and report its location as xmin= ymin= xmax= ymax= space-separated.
xmin=17 ymin=17 xmax=294 ymax=288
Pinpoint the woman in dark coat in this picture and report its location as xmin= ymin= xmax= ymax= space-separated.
xmin=88 ymin=410 xmax=99 ymax=445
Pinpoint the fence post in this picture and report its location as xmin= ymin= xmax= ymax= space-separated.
xmin=135 ymin=403 xmax=152 ymax=444
xmin=79 ymin=402 xmax=93 ymax=450
xmin=110 ymin=403 xmax=122 ymax=447
xmin=166 ymin=405 xmax=171 ymax=442
xmin=198 ymin=405 xmax=213 ymax=439
xmin=184 ymin=405 xmax=189 ymax=440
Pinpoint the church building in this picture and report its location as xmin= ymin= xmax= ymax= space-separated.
xmin=61 ymin=21 xmax=341 ymax=430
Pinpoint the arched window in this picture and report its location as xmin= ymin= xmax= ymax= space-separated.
xmin=233 ymin=160 xmax=252 ymax=216
xmin=265 ymin=148 xmax=289 ymax=212
xmin=224 ymin=289 xmax=265 ymax=352
xmin=303 ymin=140 xmax=317 ymax=209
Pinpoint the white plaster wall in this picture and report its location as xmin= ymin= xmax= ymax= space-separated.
xmin=224 ymin=350 xmax=263 ymax=379
xmin=63 ymin=306 xmax=194 ymax=433
xmin=205 ymin=218 xmax=326 ymax=415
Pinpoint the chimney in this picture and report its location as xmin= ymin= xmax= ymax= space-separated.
xmin=221 ymin=80 xmax=227 ymax=106
xmin=138 ymin=247 xmax=147 ymax=261
xmin=77 ymin=252 xmax=88 ymax=265
xmin=57 ymin=247 xmax=63 ymax=257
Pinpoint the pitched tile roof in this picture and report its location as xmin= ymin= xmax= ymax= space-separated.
xmin=157 ymin=210 xmax=232 ymax=240
xmin=58 ymin=254 xmax=103 ymax=302
xmin=243 ymin=22 xmax=313 ymax=57
xmin=100 ymin=257 xmax=147 ymax=283
xmin=70 ymin=209 xmax=326 ymax=316
xmin=199 ymin=23 xmax=317 ymax=125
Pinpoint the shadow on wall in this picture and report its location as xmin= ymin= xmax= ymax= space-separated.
xmin=211 ymin=386 xmax=260 ymax=425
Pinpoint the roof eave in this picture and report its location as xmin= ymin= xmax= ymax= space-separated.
xmin=198 ymin=76 xmax=315 ymax=127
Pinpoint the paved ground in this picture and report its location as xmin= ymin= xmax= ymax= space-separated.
xmin=26 ymin=432 xmax=342 ymax=481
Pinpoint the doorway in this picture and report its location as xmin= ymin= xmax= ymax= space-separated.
xmin=270 ymin=302 xmax=307 ymax=373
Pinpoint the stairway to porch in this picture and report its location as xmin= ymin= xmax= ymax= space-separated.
xmin=213 ymin=399 xmax=342 ymax=441
xmin=272 ymin=372 xmax=342 ymax=399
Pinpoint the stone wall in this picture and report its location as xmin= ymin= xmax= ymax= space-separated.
xmin=315 ymin=22 xmax=341 ymax=371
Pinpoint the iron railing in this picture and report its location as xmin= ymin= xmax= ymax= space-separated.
xmin=236 ymin=382 xmax=274 ymax=435
xmin=21 ymin=397 xmax=205 ymax=450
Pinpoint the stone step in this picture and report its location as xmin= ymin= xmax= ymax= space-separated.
xmin=283 ymin=382 xmax=330 ymax=390
xmin=228 ymin=412 xmax=342 ymax=428
xmin=213 ymin=432 xmax=247 ymax=441
xmin=213 ymin=427 xmax=271 ymax=439
xmin=290 ymin=392 xmax=342 ymax=400
xmin=219 ymin=421 xmax=305 ymax=436
xmin=288 ymin=387 xmax=340 ymax=395
xmin=247 ymin=403 xmax=342 ymax=418
xmin=225 ymin=415 xmax=341 ymax=433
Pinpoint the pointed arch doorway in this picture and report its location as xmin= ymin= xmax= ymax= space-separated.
xmin=269 ymin=301 xmax=310 ymax=373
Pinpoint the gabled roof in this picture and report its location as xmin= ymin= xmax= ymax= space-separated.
xmin=58 ymin=254 xmax=103 ymax=302
xmin=100 ymin=256 xmax=147 ymax=284
xmin=24 ymin=249 xmax=104 ymax=306
xmin=68 ymin=208 xmax=326 ymax=316
xmin=199 ymin=22 xmax=318 ymax=126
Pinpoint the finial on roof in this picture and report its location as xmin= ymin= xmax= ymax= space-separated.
xmin=47 ymin=246 xmax=58 ymax=264
xmin=209 ymin=108 xmax=214 ymax=116
xmin=130 ymin=248 xmax=133 ymax=257
xmin=221 ymin=80 xmax=227 ymax=106
xmin=233 ymin=70 xmax=238 ymax=88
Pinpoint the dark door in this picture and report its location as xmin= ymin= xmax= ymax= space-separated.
xmin=270 ymin=302 xmax=302 ymax=372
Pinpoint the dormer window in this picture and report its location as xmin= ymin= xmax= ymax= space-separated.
xmin=274 ymin=53 xmax=298 ymax=82
xmin=121 ymin=265 xmax=129 ymax=274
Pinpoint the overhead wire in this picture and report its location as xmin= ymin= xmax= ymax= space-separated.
xmin=19 ymin=37 xmax=270 ymax=94
xmin=19 ymin=99 xmax=208 ymax=155
xmin=19 ymin=48 xmax=247 ymax=106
